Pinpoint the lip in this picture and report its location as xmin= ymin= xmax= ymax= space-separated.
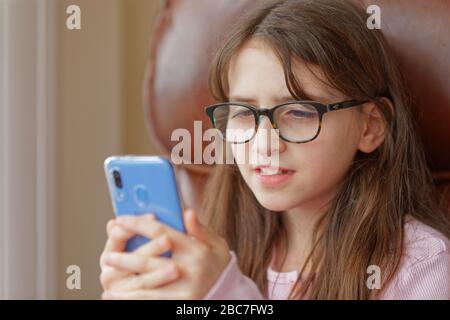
xmin=254 ymin=165 xmax=296 ymax=188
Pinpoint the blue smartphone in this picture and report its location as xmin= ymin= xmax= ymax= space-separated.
xmin=104 ymin=155 xmax=185 ymax=252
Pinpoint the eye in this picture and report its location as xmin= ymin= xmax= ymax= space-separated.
xmin=286 ymin=109 xmax=315 ymax=118
xmin=231 ymin=109 xmax=253 ymax=119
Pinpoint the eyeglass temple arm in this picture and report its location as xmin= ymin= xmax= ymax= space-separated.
xmin=326 ymin=100 xmax=368 ymax=112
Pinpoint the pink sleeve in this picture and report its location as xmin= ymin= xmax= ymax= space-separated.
xmin=381 ymin=251 xmax=450 ymax=299
xmin=203 ymin=251 xmax=265 ymax=300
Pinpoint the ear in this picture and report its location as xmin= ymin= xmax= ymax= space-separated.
xmin=357 ymin=98 xmax=393 ymax=153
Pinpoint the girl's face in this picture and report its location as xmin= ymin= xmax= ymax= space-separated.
xmin=228 ymin=38 xmax=375 ymax=212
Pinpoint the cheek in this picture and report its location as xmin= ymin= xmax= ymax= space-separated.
xmin=231 ymin=144 xmax=253 ymax=181
xmin=300 ymin=119 xmax=359 ymax=186
xmin=302 ymin=148 xmax=349 ymax=185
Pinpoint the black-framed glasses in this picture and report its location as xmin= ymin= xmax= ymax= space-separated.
xmin=205 ymin=99 xmax=368 ymax=144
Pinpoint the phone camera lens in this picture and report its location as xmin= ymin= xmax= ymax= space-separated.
xmin=112 ymin=170 xmax=123 ymax=188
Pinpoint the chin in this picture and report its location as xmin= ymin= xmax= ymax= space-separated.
xmin=253 ymin=191 xmax=295 ymax=212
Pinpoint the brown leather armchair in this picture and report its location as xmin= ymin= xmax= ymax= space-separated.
xmin=142 ymin=0 xmax=450 ymax=215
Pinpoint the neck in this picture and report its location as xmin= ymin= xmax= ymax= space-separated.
xmin=283 ymin=207 xmax=322 ymax=251
xmin=273 ymin=196 xmax=333 ymax=272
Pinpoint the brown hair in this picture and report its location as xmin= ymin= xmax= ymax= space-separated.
xmin=202 ymin=0 xmax=450 ymax=299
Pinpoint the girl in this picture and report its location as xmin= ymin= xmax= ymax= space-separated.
xmin=99 ymin=0 xmax=450 ymax=299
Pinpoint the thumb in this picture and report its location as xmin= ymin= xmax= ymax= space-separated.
xmin=184 ymin=209 xmax=210 ymax=244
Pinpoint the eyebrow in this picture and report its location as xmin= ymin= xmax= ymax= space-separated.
xmin=228 ymin=94 xmax=315 ymax=104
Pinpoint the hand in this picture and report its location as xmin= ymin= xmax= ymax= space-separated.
xmin=99 ymin=217 xmax=179 ymax=293
xmin=101 ymin=209 xmax=231 ymax=299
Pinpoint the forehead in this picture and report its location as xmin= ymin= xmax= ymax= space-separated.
xmin=228 ymin=39 xmax=288 ymax=98
xmin=227 ymin=38 xmax=344 ymax=103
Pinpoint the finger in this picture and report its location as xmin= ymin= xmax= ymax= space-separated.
xmin=100 ymin=266 xmax=130 ymax=290
xmin=101 ymin=226 xmax=136 ymax=268
xmin=115 ymin=214 xmax=187 ymax=246
xmin=104 ymin=225 xmax=135 ymax=253
xmin=109 ymin=264 xmax=180 ymax=292
xmin=184 ymin=209 xmax=206 ymax=242
xmin=184 ymin=209 xmax=218 ymax=247
xmin=102 ymin=284 xmax=180 ymax=300
xmin=138 ymin=264 xmax=180 ymax=289
xmin=106 ymin=219 xmax=115 ymax=237
xmin=102 ymin=290 xmax=156 ymax=300
xmin=133 ymin=235 xmax=172 ymax=257
xmin=103 ymin=252 xmax=173 ymax=273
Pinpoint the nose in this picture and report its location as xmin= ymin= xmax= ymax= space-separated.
xmin=251 ymin=116 xmax=285 ymax=159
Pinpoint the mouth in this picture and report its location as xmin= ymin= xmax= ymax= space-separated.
xmin=253 ymin=165 xmax=296 ymax=188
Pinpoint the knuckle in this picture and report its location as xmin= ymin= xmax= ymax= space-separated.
xmin=110 ymin=226 xmax=122 ymax=240
xmin=99 ymin=253 xmax=107 ymax=268
xmin=128 ymin=217 xmax=140 ymax=228
xmin=166 ymin=261 xmax=178 ymax=272
xmin=106 ymin=219 xmax=115 ymax=234
xmin=158 ymin=235 xmax=170 ymax=247
xmin=99 ymin=271 xmax=111 ymax=289
xmin=143 ymin=214 xmax=155 ymax=222
xmin=153 ymin=236 xmax=170 ymax=253
xmin=152 ymin=224 xmax=165 ymax=237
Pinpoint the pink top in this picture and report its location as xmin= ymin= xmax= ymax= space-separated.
xmin=203 ymin=216 xmax=450 ymax=300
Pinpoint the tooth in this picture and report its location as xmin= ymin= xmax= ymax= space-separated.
xmin=260 ymin=168 xmax=281 ymax=175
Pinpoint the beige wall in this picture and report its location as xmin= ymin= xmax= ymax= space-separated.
xmin=57 ymin=0 xmax=159 ymax=299
xmin=123 ymin=1 xmax=160 ymax=155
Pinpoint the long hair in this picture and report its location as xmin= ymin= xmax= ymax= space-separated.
xmin=201 ymin=0 xmax=450 ymax=299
